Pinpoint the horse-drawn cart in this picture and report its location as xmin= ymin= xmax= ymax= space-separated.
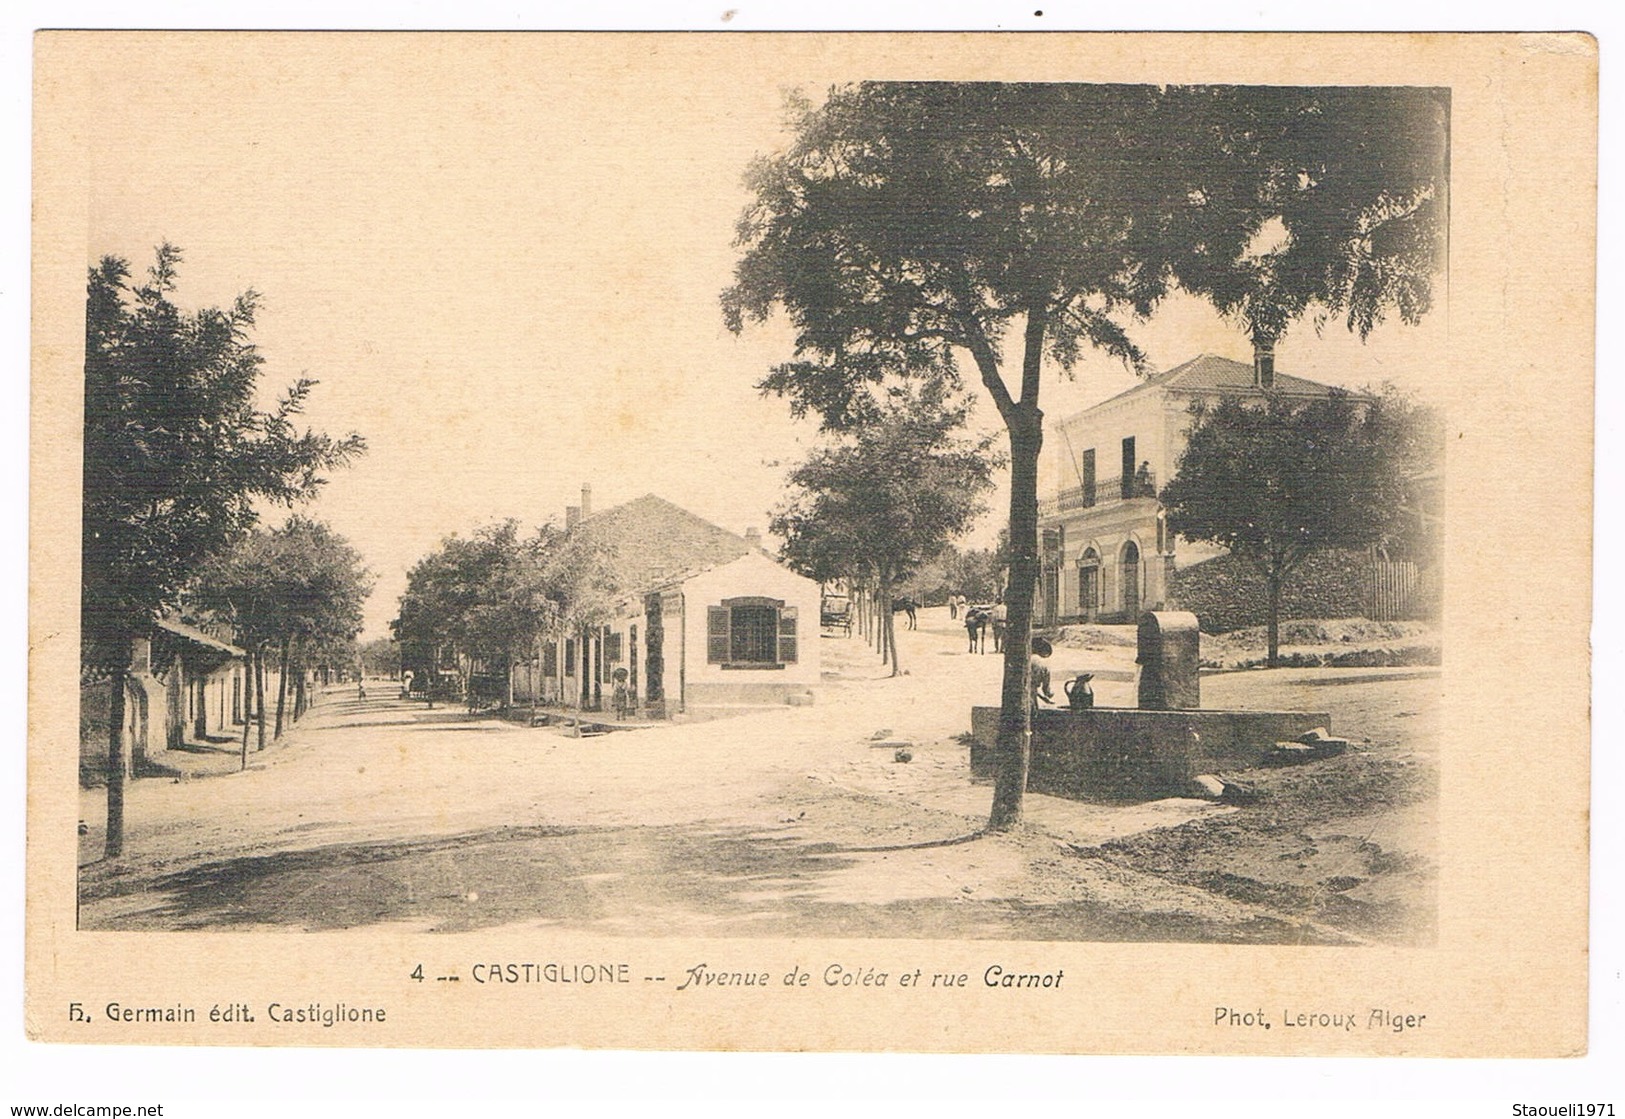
xmin=820 ymin=593 xmax=853 ymax=637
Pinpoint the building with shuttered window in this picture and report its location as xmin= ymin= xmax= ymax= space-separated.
xmin=511 ymin=491 xmax=819 ymax=717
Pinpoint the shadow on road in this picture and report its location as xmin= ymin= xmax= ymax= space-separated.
xmin=77 ymin=819 xmax=1355 ymax=944
xmin=78 ymin=822 xmax=859 ymax=934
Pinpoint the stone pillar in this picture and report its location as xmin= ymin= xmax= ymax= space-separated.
xmin=1136 ymin=610 xmax=1201 ymax=710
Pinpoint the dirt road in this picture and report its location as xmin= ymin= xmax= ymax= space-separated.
xmin=77 ymin=609 xmax=1438 ymax=943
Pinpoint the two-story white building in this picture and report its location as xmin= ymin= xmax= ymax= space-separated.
xmin=1036 ymin=351 xmax=1353 ymax=625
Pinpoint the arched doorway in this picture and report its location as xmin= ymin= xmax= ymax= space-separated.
xmin=1121 ymin=540 xmax=1141 ymax=620
xmin=1077 ymin=548 xmax=1100 ymax=623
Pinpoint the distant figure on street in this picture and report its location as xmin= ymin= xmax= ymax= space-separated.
xmin=1030 ymin=636 xmax=1055 ymax=712
xmin=891 ymin=597 xmax=918 ymax=630
xmin=991 ymin=596 xmax=1008 ymax=653
xmin=965 ymin=606 xmax=988 ymax=653
xmin=357 ymin=677 xmax=366 ymax=701
xmin=612 ymin=667 xmax=633 ymax=720
xmin=949 ymin=593 xmax=960 ymax=620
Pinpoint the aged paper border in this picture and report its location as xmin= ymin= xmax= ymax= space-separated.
xmin=25 ymin=29 xmax=1597 ymax=1061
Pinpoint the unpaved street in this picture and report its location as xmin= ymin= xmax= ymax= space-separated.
xmin=78 ymin=609 xmax=1438 ymax=943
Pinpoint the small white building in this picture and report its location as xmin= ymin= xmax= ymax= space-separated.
xmin=655 ymin=550 xmax=821 ymax=708
xmin=512 ymin=493 xmax=820 ymax=716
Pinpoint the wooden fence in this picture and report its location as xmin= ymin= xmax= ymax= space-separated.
xmin=1368 ymin=559 xmax=1420 ymax=621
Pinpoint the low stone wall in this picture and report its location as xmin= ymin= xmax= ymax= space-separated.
xmin=970 ymin=705 xmax=1330 ymax=802
xmin=1169 ymin=550 xmax=1371 ymax=633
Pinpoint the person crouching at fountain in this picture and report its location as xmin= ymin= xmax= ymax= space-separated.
xmin=1030 ymin=636 xmax=1055 ymax=714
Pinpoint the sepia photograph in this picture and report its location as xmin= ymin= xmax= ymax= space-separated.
xmin=73 ymin=68 xmax=1448 ymax=944
xmin=26 ymin=30 xmax=1595 ymax=1061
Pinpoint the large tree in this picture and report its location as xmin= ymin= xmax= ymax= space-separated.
xmin=771 ymin=381 xmax=996 ymax=676
xmin=1160 ymin=390 xmax=1415 ymax=665
xmin=201 ymin=517 xmax=372 ymax=745
xmin=543 ymin=531 xmax=620 ymax=731
xmin=394 ymin=521 xmax=569 ymax=711
xmin=83 ymin=245 xmax=364 ymax=856
xmin=725 ymin=82 xmax=1446 ymax=830
xmin=726 ymin=83 xmax=1175 ymax=830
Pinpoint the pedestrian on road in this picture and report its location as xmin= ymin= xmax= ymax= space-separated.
xmin=612 ymin=667 xmax=632 ymax=720
xmin=992 ymin=596 xmax=1008 ymax=653
xmin=357 ymin=677 xmax=366 ymax=701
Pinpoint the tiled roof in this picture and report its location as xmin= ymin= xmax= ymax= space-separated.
xmin=156 ymin=616 xmax=245 ymax=657
xmin=571 ymin=495 xmax=756 ymax=595
xmin=1093 ymin=353 xmax=1351 ymax=410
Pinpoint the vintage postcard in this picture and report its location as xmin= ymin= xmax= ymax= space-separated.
xmin=27 ymin=31 xmax=1595 ymax=1054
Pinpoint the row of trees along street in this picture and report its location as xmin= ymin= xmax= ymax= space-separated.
xmin=770 ymin=379 xmax=997 ymax=678
xmin=391 ymin=519 xmax=619 ymax=724
xmin=725 ymin=83 xmax=1445 ymax=830
xmin=82 ymin=245 xmax=366 ymax=858
xmin=192 ymin=517 xmax=374 ymax=766
xmin=899 ymin=539 xmax=1009 ymax=609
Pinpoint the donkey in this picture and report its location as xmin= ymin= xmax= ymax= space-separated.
xmin=890 ymin=597 xmax=919 ymax=630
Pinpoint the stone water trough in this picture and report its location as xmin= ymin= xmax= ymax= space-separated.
xmin=968 ymin=612 xmax=1331 ymax=803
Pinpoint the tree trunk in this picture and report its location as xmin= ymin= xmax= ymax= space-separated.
xmin=241 ymin=651 xmax=253 ymax=769
xmin=880 ymin=572 xmax=900 ymax=677
xmin=988 ymin=403 xmax=1043 ymax=832
xmin=274 ymin=639 xmax=290 ymax=739
xmin=1266 ymin=569 xmax=1282 ymax=668
xmin=165 ymin=651 xmax=185 ymax=751
xmin=295 ymin=672 xmax=306 ymax=721
xmin=871 ymin=585 xmax=881 ymax=655
xmin=573 ymin=630 xmax=584 ymax=737
xmin=104 ymin=657 xmax=129 ymax=859
xmin=255 ymin=649 xmax=267 ymax=752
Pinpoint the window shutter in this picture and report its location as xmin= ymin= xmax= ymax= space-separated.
xmin=707 ymin=606 xmax=729 ymax=664
xmin=777 ymin=606 xmax=798 ymax=664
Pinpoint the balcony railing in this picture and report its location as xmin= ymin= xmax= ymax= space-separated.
xmin=1053 ymin=469 xmax=1157 ymax=513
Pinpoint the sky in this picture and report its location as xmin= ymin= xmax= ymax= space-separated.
xmin=82 ymin=35 xmax=1450 ymax=639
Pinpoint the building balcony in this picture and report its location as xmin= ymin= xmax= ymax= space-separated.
xmin=1043 ymin=470 xmax=1158 ymax=518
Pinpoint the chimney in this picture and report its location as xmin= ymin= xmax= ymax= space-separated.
xmin=1253 ymin=342 xmax=1275 ymax=389
xmin=744 ymin=527 xmax=762 ymax=549
xmin=580 ymin=483 xmax=592 ymax=521
xmin=565 ymin=505 xmax=580 ymax=529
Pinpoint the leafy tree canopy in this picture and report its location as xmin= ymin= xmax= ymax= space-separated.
xmin=1160 ymin=388 xmax=1431 ymax=663
xmin=1161 ymin=85 xmax=1447 ymax=348
xmin=83 ymin=244 xmax=366 ymax=667
xmin=193 ymin=515 xmax=374 ymax=656
xmin=771 ymin=380 xmax=997 ymax=673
